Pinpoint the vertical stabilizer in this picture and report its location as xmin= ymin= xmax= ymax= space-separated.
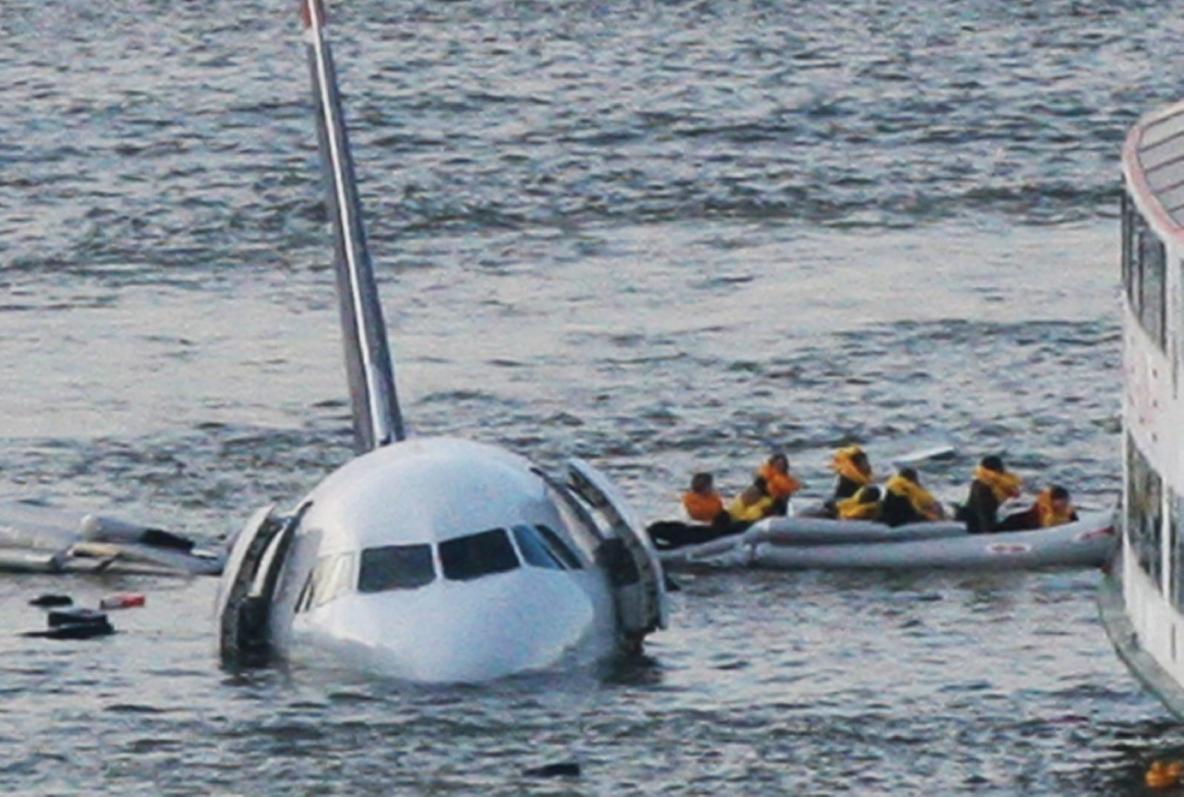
xmin=302 ymin=0 xmax=405 ymax=452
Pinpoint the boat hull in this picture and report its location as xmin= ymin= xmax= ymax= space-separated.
xmin=1097 ymin=553 xmax=1184 ymax=720
xmin=659 ymin=510 xmax=1116 ymax=572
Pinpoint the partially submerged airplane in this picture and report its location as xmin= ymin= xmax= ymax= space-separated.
xmin=215 ymin=0 xmax=666 ymax=682
xmin=1 ymin=0 xmax=667 ymax=683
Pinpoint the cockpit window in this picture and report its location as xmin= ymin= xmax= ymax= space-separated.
xmin=296 ymin=552 xmax=357 ymax=613
xmin=511 ymin=525 xmax=564 ymax=570
xmin=439 ymin=528 xmax=519 ymax=581
xmin=536 ymin=524 xmax=584 ymax=569
xmin=358 ymin=544 xmax=436 ymax=593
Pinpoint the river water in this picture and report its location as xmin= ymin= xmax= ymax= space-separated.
xmin=3 ymin=0 xmax=1184 ymax=794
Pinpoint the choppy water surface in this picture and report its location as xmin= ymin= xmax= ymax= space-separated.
xmin=2 ymin=0 xmax=1183 ymax=793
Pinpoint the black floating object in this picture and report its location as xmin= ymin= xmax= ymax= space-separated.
xmin=25 ymin=608 xmax=115 ymax=640
xmin=29 ymin=594 xmax=73 ymax=608
xmin=522 ymin=761 xmax=581 ymax=779
xmin=48 ymin=608 xmax=109 ymax=628
xmin=141 ymin=528 xmax=195 ymax=552
xmin=25 ymin=622 xmax=114 ymax=640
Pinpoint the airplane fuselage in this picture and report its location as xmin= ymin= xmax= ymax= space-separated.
xmin=230 ymin=437 xmax=625 ymax=682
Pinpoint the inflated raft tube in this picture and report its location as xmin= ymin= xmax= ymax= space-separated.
xmin=662 ymin=510 xmax=1117 ymax=572
xmin=747 ymin=517 xmax=966 ymax=546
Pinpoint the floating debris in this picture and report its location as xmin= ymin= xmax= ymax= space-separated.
xmin=100 ymin=593 xmax=146 ymax=610
xmin=24 ymin=607 xmax=115 ymax=640
xmin=522 ymin=761 xmax=581 ymax=779
xmin=29 ymin=594 xmax=73 ymax=607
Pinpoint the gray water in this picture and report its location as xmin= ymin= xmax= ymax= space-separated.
xmin=2 ymin=0 xmax=1183 ymax=793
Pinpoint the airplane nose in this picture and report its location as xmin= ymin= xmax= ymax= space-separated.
xmin=313 ymin=570 xmax=608 ymax=683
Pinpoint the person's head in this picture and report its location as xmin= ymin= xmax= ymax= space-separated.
xmin=980 ymin=455 xmax=1005 ymax=473
xmin=753 ymin=476 xmax=769 ymax=494
xmin=1049 ymin=485 xmax=1071 ymax=512
xmin=852 ymin=449 xmax=871 ymax=473
xmin=859 ymin=485 xmax=881 ymax=503
xmin=769 ymin=453 xmax=789 ymax=473
xmin=899 ymin=467 xmax=919 ymax=484
xmin=690 ymin=472 xmax=714 ymax=494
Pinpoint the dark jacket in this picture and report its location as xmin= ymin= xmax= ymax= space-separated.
xmin=959 ymin=480 xmax=1001 ymax=534
xmin=880 ymin=490 xmax=926 ymax=528
xmin=833 ymin=475 xmax=864 ymax=502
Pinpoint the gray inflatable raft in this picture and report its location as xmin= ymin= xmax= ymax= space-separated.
xmin=659 ymin=510 xmax=1117 ymax=571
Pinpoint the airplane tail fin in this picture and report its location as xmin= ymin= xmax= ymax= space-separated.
xmin=301 ymin=0 xmax=405 ymax=452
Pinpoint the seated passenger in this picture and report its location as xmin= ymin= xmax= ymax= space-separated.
xmin=681 ymin=472 xmax=728 ymax=528
xmin=958 ymin=455 xmax=1023 ymax=534
xmin=996 ymin=485 xmax=1079 ymax=532
xmin=757 ymin=453 xmax=803 ymax=516
xmin=728 ymin=476 xmax=777 ymax=523
xmin=836 ymin=485 xmax=882 ymax=521
xmin=881 ymin=467 xmax=945 ymax=527
xmin=826 ymin=445 xmax=874 ymax=515
xmin=1036 ymin=485 xmax=1078 ymax=527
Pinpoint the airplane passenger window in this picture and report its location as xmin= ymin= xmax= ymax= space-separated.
xmin=439 ymin=529 xmax=519 ymax=581
xmin=536 ymin=524 xmax=584 ymax=570
xmin=511 ymin=525 xmax=564 ymax=570
xmin=358 ymin=544 xmax=435 ymax=592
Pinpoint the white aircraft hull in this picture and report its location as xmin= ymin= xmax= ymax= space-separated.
xmin=287 ymin=568 xmax=617 ymax=682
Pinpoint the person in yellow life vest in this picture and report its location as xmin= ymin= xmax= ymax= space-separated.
xmin=836 ymin=485 xmax=882 ymax=521
xmin=957 ymin=455 xmax=1022 ymax=533
xmin=728 ymin=476 xmax=777 ymax=523
xmin=681 ymin=472 xmax=728 ymax=526
xmin=829 ymin=445 xmax=874 ymax=504
xmin=818 ymin=445 xmax=874 ymax=518
xmin=757 ymin=453 xmax=803 ymax=515
xmin=1036 ymin=485 xmax=1077 ymax=527
xmin=997 ymin=484 xmax=1079 ymax=531
xmin=880 ymin=467 xmax=945 ymax=527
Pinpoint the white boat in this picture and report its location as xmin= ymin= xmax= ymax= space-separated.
xmin=657 ymin=511 xmax=1116 ymax=571
xmin=1098 ymin=99 xmax=1184 ymax=717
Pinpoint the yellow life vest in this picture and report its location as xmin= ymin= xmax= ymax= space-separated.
xmin=836 ymin=489 xmax=880 ymax=521
xmin=1035 ymin=489 xmax=1074 ymax=528
xmin=973 ymin=466 xmax=1022 ymax=503
xmin=885 ymin=474 xmax=942 ymax=521
xmin=832 ymin=446 xmax=873 ymax=487
xmin=727 ymin=494 xmax=775 ymax=522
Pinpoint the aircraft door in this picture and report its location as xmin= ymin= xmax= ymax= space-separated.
xmin=566 ymin=459 xmax=668 ymax=644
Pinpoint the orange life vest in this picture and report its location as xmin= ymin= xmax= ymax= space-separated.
xmin=758 ymin=463 xmax=802 ymax=500
xmin=682 ymin=491 xmax=724 ymax=523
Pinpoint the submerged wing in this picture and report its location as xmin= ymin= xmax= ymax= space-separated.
xmin=302 ymin=0 xmax=405 ymax=453
xmin=0 ymin=502 xmax=222 ymax=576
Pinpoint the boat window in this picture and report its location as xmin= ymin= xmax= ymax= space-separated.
xmin=1139 ymin=223 xmax=1167 ymax=349
xmin=536 ymin=524 xmax=584 ymax=569
xmin=1127 ymin=435 xmax=1163 ymax=591
xmin=1172 ymin=490 xmax=1184 ymax=610
xmin=358 ymin=544 xmax=435 ymax=593
xmin=439 ymin=529 xmax=519 ymax=581
xmin=511 ymin=524 xmax=564 ymax=570
xmin=1122 ymin=192 xmax=1133 ymax=302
